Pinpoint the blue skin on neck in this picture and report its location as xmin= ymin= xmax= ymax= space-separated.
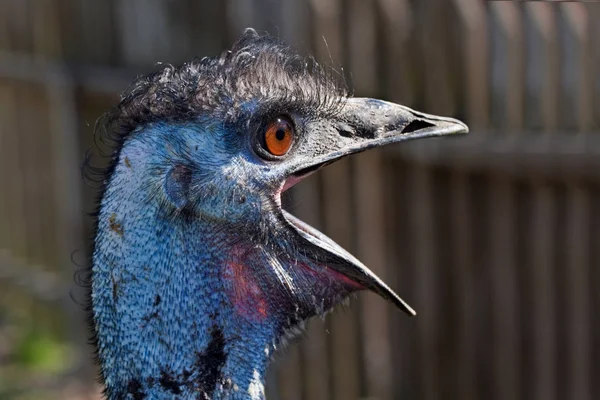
xmin=92 ymin=123 xmax=354 ymax=399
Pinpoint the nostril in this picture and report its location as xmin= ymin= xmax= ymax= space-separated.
xmin=339 ymin=129 xmax=353 ymax=138
xmin=336 ymin=121 xmax=363 ymax=138
xmin=400 ymin=119 xmax=435 ymax=134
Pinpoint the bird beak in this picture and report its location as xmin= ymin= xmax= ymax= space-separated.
xmin=341 ymin=97 xmax=468 ymax=151
xmin=281 ymin=97 xmax=469 ymax=316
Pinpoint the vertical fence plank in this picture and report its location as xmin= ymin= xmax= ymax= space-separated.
xmin=525 ymin=4 xmax=558 ymax=131
xmin=452 ymin=2 xmax=489 ymax=400
xmin=291 ymin=176 xmax=331 ymax=400
xmin=0 ymin=1 xmax=9 ymax=51
xmin=592 ymin=186 xmax=600 ymax=400
xmin=226 ymin=0 xmax=257 ymax=41
xmin=409 ymin=165 xmax=438 ymax=400
xmin=186 ymin=0 xmax=229 ymax=57
xmin=32 ymin=3 xmax=63 ymax=268
xmin=375 ymin=0 xmax=413 ymax=104
xmin=33 ymin=84 xmax=59 ymax=267
xmin=410 ymin=2 xmax=456 ymax=400
xmin=419 ymin=0 xmax=454 ymax=114
xmin=490 ymin=3 xmax=524 ymax=129
xmin=79 ymin=0 xmax=116 ymax=64
xmin=560 ymin=4 xmax=593 ymax=400
xmin=6 ymin=0 xmax=33 ymax=53
xmin=48 ymin=77 xmax=94 ymax=380
xmin=346 ymin=0 xmax=377 ymax=97
xmin=374 ymin=3 xmax=416 ymax=398
xmin=115 ymin=0 xmax=190 ymax=67
xmin=353 ymin=150 xmax=396 ymax=400
xmin=279 ymin=0 xmax=311 ymax=50
xmin=309 ymin=3 xmax=362 ymax=400
xmin=593 ymin=5 xmax=600 ymax=129
xmin=309 ymin=0 xmax=343 ymax=64
xmin=564 ymin=184 xmax=591 ymax=400
xmin=383 ymin=157 xmax=415 ymax=400
xmin=592 ymin=6 xmax=600 ymax=388
xmin=323 ymin=159 xmax=361 ymax=400
xmin=524 ymin=6 xmax=559 ymax=400
xmin=273 ymin=344 xmax=302 ymax=400
xmin=559 ymin=3 xmax=593 ymax=132
xmin=0 ymin=4 xmax=28 ymax=331
xmin=448 ymin=171 xmax=475 ymax=400
xmin=0 ymin=84 xmax=15 ymax=249
xmin=452 ymin=0 xmax=489 ymax=399
xmin=12 ymin=85 xmax=35 ymax=260
xmin=16 ymin=85 xmax=47 ymax=265
xmin=32 ymin=0 xmax=63 ymax=59
xmin=528 ymin=181 xmax=556 ymax=400
xmin=489 ymin=3 xmax=524 ymax=400
xmin=345 ymin=1 xmax=396 ymax=400
xmin=488 ymin=175 xmax=521 ymax=400
xmin=455 ymin=0 xmax=489 ymax=128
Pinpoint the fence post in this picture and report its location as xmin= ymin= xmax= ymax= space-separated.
xmin=47 ymin=76 xmax=94 ymax=382
xmin=560 ymin=4 xmax=593 ymax=400
xmin=489 ymin=3 xmax=524 ymax=400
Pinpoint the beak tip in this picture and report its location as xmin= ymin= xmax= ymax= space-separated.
xmin=404 ymin=305 xmax=417 ymax=317
xmin=448 ymin=118 xmax=469 ymax=135
xmin=392 ymin=296 xmax=417 ymax=316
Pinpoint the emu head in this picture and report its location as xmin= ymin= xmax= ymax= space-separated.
xmin=91 ymin=29 xmax=468 ymax=399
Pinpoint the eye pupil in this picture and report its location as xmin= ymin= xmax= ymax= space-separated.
xmin=275 ymin=129 xmax=285 ymax=141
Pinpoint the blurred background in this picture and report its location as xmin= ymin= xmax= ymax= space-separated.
xmin=1 ymin=0 xmax=599 ymax=399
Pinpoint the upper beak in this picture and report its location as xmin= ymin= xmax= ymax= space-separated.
xmin=291 ymin=97 xmax=468 ymax=178
xmin=283 ymin=97 xmax=469 ymax=316
xmin=342 ymin=97 xmax=468 ymax=148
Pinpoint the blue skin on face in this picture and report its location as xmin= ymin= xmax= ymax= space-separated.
xmin=92 ymin=122 xmax=355 ymax=399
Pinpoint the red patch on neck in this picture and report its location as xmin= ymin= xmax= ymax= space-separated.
xmin=296 ymin=261 xmax=364 ymax=290
xmin=223 ymin=248 xmax=268 ymax=322
xmin=328 ymin=268 xmax=365 ymax=290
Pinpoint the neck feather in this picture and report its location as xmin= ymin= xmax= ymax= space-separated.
xmin=92 ymin=192 xmax=274 ymax=400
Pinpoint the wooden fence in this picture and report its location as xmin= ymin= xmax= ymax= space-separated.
xmin=0 ymin=1 xmax=599 ymax=399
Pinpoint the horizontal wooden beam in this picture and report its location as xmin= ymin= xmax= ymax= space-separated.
xmin=0 ymin=51 xmax=136 ymax=94
xmin=390 ymin=131 xmax=600 ymax=182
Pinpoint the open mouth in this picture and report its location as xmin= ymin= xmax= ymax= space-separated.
xmin=276 ymin=165 xmax=418 ymax=316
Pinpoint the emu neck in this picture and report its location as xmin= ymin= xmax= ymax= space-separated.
xmin=93 ymin=211 xmax=273 ymax=399
xmin=92 ymin=168 xmax=274 ymax=399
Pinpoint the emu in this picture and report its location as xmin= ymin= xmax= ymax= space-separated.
xmin=89 ymin=28 xmax=468 ymax=399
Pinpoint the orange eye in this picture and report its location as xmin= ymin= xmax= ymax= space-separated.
xmin=263 ymin=117 xmax=294 ymax=156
